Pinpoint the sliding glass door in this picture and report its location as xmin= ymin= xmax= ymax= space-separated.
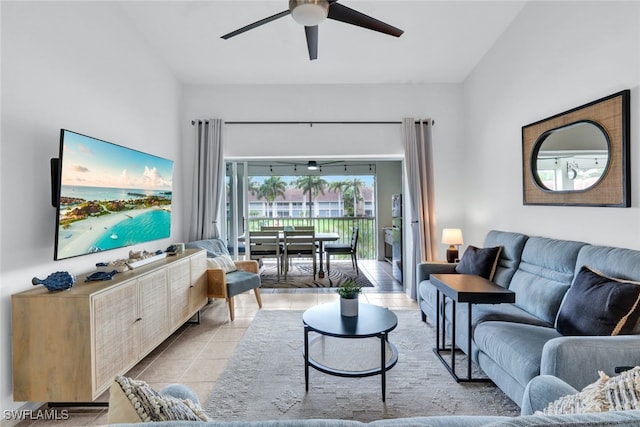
xmin=224 ymin=160 xmax=391 ymax=261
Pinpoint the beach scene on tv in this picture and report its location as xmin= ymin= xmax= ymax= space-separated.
xmin=55 ymin=131 xmax=174 ymax=260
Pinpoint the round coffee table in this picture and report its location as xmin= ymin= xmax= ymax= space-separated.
xmin=302 ymin=302 xmax=398 ymax=401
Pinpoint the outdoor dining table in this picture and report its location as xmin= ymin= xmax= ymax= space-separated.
xmin=240 ymin=232 xmax=340 ymax=278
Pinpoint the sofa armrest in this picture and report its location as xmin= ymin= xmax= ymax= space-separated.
xmin=416 ymin=262 xmax=458 ymax=283
xmin=234 ymin=260 xmax=259 ymax=274
xmin=541 ymin=335 xmax=640 ymax=390
xmin=520 ymin=375 xmax=578 ymax=415
xmin=206 ymin=268 xmax=227 ymax=298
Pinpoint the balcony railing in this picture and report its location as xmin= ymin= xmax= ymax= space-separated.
xmin=247 ymin=216 xmax=376 ymax=260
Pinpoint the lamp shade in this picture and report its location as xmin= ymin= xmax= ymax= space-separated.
xmin=442 ymin=228 xmax=463 ymax=246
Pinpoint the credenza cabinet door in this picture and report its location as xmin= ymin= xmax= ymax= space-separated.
xmin=138 ymin=269 xmax=169 ymax=357
xmin=189 ymin=250 xmax=208 ymax=313
xmin=168 ymin=258 xmax=191 ymax=331
xmin=92 ymin=280 xmax=139 ymax=396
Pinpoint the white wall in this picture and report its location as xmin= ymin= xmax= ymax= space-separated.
xmin=462 ymin=1 xmax=640 ymax=249
xmin=0 ymin=2 xmax=181 ymax=413
xmin=181 ymin=84 xmax=466 ymax=255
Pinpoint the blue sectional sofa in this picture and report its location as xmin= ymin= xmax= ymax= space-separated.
xmin=112 ymin=376 xmax=640 ymax=426
xmin=417 ymin=230 xmax=640 ymax=406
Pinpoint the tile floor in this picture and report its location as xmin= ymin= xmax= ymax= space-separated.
xmin=13 ymin=260 xmax=416 ymax=427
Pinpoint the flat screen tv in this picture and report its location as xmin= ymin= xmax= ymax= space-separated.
xmin=53 ymin=129 xmax=174 ymax=260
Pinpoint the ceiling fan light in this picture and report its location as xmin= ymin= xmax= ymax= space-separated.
xmin=289 ymin=0 xmax=329 ymax=26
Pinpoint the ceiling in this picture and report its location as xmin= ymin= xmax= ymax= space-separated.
xmin=118 ymin=1 xmax=526 ymax=85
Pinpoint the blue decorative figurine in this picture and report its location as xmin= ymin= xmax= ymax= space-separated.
xmin=32 ymin=271 xmax=75 ymax=291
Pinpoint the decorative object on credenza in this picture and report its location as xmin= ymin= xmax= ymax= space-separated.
xmin=337 ymin=280 xmax=361 ymax=317
xmin=32 ymin=271 xmax=75 ymax=291
xmin=442 ymin=228 xmax=463 ymax=263
xmin=166 ymin=243 xmax=185 ymax=256
xmin=126 ymin=250 xmax=167 ymax=269
xmin=96 ymin=259 xmax=129 ymax=273
xmin=522 ymin=90 xmax=630 ymax=207
xmin=85 ymin=270 xmax=118 ymax=282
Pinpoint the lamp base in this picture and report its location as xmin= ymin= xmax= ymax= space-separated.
xmin=446 ymin=247 xmax=459 ymax=264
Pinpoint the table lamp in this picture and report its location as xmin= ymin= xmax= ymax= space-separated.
xmin=442 ymin=228 xmax=463 ymax=263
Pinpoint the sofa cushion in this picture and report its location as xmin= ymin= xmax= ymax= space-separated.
xmin=483 ymin=230 xmax=529 ymax=289
xmin=225 ymin=270 xmax=261 ymax=297
xmin=556 ymin=266 xmax=640 ymax=336
xmin=474 ymin=321 xmax=561 ymax=389
xmin=484 ymin=411 xmax=640 ymax=426
xmin=444 ymin=303 xmax=552 ymax=358
xmin=508 ymin=237 xmax=586 ymax=325
xmin=455 ymin=245 xmax=502 ymax=280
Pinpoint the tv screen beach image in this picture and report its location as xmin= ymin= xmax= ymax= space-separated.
xmin=55 ymin=130 xmax=174 ymax=260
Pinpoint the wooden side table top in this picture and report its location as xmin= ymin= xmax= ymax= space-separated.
xmin=430 ymin=274 xmax=515 ymax=304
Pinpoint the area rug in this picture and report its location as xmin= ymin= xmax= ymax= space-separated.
xmin=259 ymin=261 xmax=374 ymax=289
xmin=204 ymin=309 xmax=520 ymax=422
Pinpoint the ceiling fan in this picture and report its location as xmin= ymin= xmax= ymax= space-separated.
xmin=221 ymin=0 xmax=404 ymax=60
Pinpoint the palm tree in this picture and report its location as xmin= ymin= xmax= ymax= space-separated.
xmin=247 ymin=177 xmax=260 ymax=197
xmin=293 ymin=176 xmax=328 ymax=217
xmin=341 ymin=178 xmax=365 ymax=216
xmin=257 ymin=176 xmax=287 ymax=217
xmin=329 ymin=180 xmax=347 ymax=216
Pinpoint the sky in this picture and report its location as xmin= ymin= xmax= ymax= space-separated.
xmin=60 ymin=130 xmax=174 ymax=190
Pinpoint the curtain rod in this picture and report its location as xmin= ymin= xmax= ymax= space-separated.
xmin=190 ymin=119 xmax=435 ymax=126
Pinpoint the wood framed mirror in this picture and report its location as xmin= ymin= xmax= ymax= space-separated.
xmin=522 ymin=90 xmax=630 ymax=207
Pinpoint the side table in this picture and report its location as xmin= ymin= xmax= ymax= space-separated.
xmin=430 ymin=274 xmax=515 ymax=382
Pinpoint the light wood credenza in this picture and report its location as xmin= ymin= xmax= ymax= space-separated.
xmin=11 ymin=249 xmax=207 ymax=403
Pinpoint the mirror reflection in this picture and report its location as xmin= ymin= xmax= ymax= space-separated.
xmin=534 ymin=121 xmax=609 ymax=192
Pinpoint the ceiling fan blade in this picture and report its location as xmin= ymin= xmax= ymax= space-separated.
xmin=221 ymin=10 xmax=291 ymax=39
xmin=327 ymin=3 xmax=404 ymax=37
xmin=305 ymin=26 xmax=318 ymax=60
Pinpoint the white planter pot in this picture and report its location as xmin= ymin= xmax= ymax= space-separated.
xmin=340 ymin=296 xmax=359 ymax=317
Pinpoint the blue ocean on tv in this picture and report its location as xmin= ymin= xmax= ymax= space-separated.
xmin=93 ymin=209 xmax=170 ymax=250
xmin=57 ymin=185 xmax=172 ymax=257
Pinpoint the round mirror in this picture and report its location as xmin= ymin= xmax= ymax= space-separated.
xmin=532 ymin=121 xmax=610 ymax=192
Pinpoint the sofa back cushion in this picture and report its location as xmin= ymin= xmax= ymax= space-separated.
xmin=572 ymin=244 xmax=640 ymax=334
xmin=483 ymin=230 xmax=529 ymax=288
xmin=509 ymin=237 xmax=587 ymax=325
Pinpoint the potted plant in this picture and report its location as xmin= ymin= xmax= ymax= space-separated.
xmin=337 ymin=280 xmax=361 ymax=317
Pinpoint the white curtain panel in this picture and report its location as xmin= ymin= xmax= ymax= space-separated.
xmin=402 ymin=118 xmax=438 ymax=299
xmin=189 ymin=119 xmax=225 ymax=241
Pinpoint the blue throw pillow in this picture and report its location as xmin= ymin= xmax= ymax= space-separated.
xmin=455 ymin=245 xmax=502 ymax=281
xmin=556 ymin=265 xmax=640 ymax=336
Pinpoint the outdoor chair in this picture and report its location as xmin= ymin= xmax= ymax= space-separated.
xmin=249 ymin=230 xmax=283 ymax=280
xmin=283 ymin=229 xmax=316 ymax=280
xmin=325 ymin=226 xmax=359 ymax=275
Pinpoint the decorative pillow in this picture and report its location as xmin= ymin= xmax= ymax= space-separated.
xmin=556 ymin=265 xmax=640 ymax=336
xmin=107 ymin=376 xmax=210 ymax=423
xmin=206 ymin=254 xmax=237 ymax=273
xmin=540 ymin=367 xmax=640 ymax=415
xmin=455 ymin=245 xmax=502 ymax=281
